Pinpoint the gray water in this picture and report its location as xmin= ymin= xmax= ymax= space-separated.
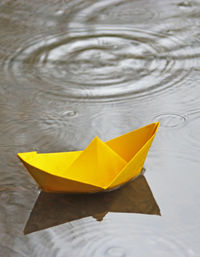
xmin=0 ymin=0 xmax=200 ymax=256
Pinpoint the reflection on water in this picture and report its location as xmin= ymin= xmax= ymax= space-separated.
xmin=24 ymin=175 xmax=160 ymax=234
xmin=0 ymin=0 xmax=200 ymax=256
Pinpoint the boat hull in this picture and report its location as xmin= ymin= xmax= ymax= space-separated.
xmin=18 ymin=122 xmax=160 ymax=193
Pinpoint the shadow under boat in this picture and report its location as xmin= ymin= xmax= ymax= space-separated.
xmin=24 ymin=175 xmax=160 ymax=234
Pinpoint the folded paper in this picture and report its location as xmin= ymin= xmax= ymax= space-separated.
xmin=18 ymin=122 xmax=160 ymax=193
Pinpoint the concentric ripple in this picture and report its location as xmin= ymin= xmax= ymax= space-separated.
xmin=76 ymin=227 xmax=190 ymax=257
xmin=68 ymin=0 xmax=159 ymax=27
xmin=3 ymin=28 xmax=194 ymax=100
xmin=33 ymin=218 xmax=196 ymax=257
xmin=183 ymin=110 xmax=200 ymax=151
xmin=153 ymin=113 xmax=187 ymax=128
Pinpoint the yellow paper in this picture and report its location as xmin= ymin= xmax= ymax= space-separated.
xmin=17 ymin=122 xmax=160 ymax=193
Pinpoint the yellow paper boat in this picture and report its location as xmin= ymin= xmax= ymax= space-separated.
xmin=18 ymin=122 xmax=159 ymax=193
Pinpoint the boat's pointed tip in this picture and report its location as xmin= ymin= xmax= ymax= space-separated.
xmin=17 ymin=151 xmax=37 ymax=160
xmin=148 ymin=121 xmax=160 ymax=130
xmin=154 ymin=121 xmax=160 ymax=129
xmin=149 ymin=121 xmax=160 ymax=126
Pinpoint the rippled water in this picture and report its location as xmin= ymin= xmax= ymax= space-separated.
xmin=0 ymin=0 xmax=200 ymax=256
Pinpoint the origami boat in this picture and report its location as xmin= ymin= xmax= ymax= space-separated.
xmin=18 ymin=122 xmax=159 ymax=193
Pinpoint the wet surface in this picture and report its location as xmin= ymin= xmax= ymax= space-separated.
xmin=0 ymin=0 xmax=200 ymax=256
xmin=24 ymin=175 xmax=160 ymax=234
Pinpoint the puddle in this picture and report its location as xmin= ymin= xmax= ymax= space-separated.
xmin=0 ymin=0 xmax=200 ymax=256
xmin=24 ymin=175 xmax=160 ymax=234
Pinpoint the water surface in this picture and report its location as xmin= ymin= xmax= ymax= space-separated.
xmin=0 ymin=0 xmax=200 ymax=256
